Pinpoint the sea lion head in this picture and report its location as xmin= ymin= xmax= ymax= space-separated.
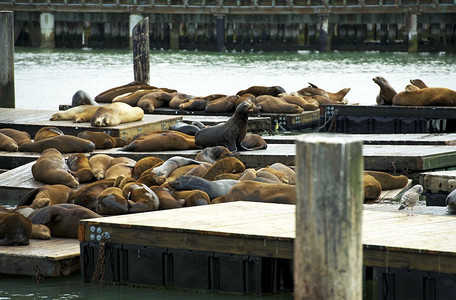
xmin=91 ymin=115 xmax=111 ymax=127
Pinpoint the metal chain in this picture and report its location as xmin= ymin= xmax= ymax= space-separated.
xmin=91 ymin=239 xmax=106 ymax=286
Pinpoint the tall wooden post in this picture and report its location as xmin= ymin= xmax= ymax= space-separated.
xmin=408 ymin=13 xmax=418 ymax=53
xmin=216 ymin=15 xmax=225 ymax=52
xmin=132 ymin=17 xmax=150 ymax=85
xmin=294 ymin=134 xmax=364 ymax=299
xmin=0 ymin=11 xmax=15 ymax=108
xmin=40 ymin=12 xmax=55 ymax=48
xmin=318 ymin=14 xmax=330 ymax=52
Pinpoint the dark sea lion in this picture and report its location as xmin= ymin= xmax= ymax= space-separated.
xmin=121 ymin=130 xmax=198 ymax=152
xmin=32 ymin=148 xmax=79 ymax=188
xmin=133 ymin=156 xmax=165 ymax=179
xmin=241 ymin=134 xmax=268 ymax=150
xmin=255 ymin=95 xmax=304 ymax=114
xmin=34 ymin=126 xmax=64 ymax=142
xmin=0 ymin=132 xmax=18 ymax=151
xmin=77 ymin=131 xmax=127 ymax=149
xmin=50 ymin=105 xmax=99 ymax=123
xmin=150 ymin=186 xmax=185 ymax=210
xmin=0 ymin=211 xmax=32 ymax=246
xmin=19 ymin=135 xmax=95 ymax=153
xmin=446 ymin=188 xmax=456 ymax=214
xmin=169 ymin=122 xmax=202 ymax=136
xmin=18 ymin=184 xmax=74 ymax=209
xmin=363 ymin=174 xmax=382 ymax=200
xmin=201 ymin=157 xmax=245 ymax=181
xmin=392 ymin=87 xmax=456 ymax=106
xmin=0 ymin=128 xmax=31 ymax=146
xmin=205 ymin=95 xmax=239 ymax=113
xmin=69 ymin=179 xmax=115 ymax=211
xmin=72 ymin=90 xmax=98 ymax=107
xmin=96 ymin=187 xmax=129 ymax=215
xmin=94 ymin=81 xmax=158 ymax=103
xmin=168 ymin=175 xmax=239 ymax=200
xmin=67 ymin=153 xmax=94 ymax=183
xmin=225 ymin=180 xmax=295 ymax=204
xmin=89 ymin=154 xmax=114 ymax=180
xmin=236 ymin=85 xmax=286 ymax=97
xmin=195 ymin=146 xmax=234 ymax=164
xmin=364 ymin=171 xmax=409 ymax=190
xmin=29 ymin=203 xmax=101 ymax=238
xmin=90 ymin=102 xmax=144 ymax=127
xmin=195 ymin=101 xmax=254 ymax=152
xmin=372 ymin=76 xmax=397 ymax=105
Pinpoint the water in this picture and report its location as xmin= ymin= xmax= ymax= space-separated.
xmin=13 ymin=48 xmax=456 ymax=111
xmin=5 ymin=48 xmax=455 ymax=299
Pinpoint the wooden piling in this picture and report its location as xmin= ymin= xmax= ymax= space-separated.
xmin=408 ymin=13 xmax=418 ymax=53
xmin=132 ymin=17 xmax=150 ymax=85
xmin=0 ymin=11 xmax=15 ymax=108
xmin=294 ymin=134 xmax=364 ymax=299
xmin=216 ymin=15 xmax=225 ymax=52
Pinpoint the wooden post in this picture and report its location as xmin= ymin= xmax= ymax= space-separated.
xmin=294 ymin=134 xmax=364 ymax=299
xmin=318 ymin=14 xmax=330 ymax=52
xmin=407 ymin=13 xmax=418 ymax=53
xmin=132 ymin=17 xmax=150 ymax=85
xmin=40 ymin=12 xmax=55 ymax=48
xmin=216 ymin=15 xmax=225 ymax=52
xmin=0 ymin=11 xmax=15 ymax=108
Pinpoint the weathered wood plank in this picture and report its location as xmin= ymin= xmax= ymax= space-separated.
xmin=419 ymin=170 xmax=456 ymax=193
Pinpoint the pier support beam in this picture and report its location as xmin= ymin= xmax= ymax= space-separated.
xmin=0 ymin=11 xmax=15 ymax=108
xmin=132 ymin=17 xmax=150 ymax=85
xmin=318 ymin=15 xmax=330 ymax=52
xmin=294 ymin=134 xmax=363 ymax=299
xmin=216 ymin=15 xmax=225 ymax=52
xmin=170 ymin=22 xmax=179 ymax=50
xmin=40 ymin=12 xmax=55 ymax=49
xmin=129 ymin=14 xmax=143 ymax=50
xmin=408 ymin=13 xmax=418 ymax=53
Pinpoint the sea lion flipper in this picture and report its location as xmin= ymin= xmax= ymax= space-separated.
xmin=17 ymin=187 xmax=42 ymax=207
xmin=29 ymin=207 xmax=55 ymax=225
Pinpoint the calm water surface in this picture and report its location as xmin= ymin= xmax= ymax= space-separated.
xmin=5 ymin=48 xmax=454 ymax=299
xmin=13 ymin=48 xmax=456 ymax=110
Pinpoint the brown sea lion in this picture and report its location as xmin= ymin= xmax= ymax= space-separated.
xmin=50 ymin=105 xmax=99 ymax=123
xmin=32 ymin=148 xmax=79 ymax=188
xmin=236 ymin=85 xmax=286 ymax=97
xmin=165 ymin=164 xmax=199 ymax=183
xmin=89 ymin=154 xmax=114 ymax=180
xmin=31 ymin=224 xmax=51 ymax=240
xmin=152 ymin=156 xmax=201 ymax=178
xmin=112 ymin=89 xmax=158 ymax=106
xmin=91 ymin=102 xmax=144 ymax=127
xmin=364 ymin=174 xmax=382 ymax=200
xmin=238 ymin=168 xmax=257 ymax=181
xmin=70 ymin=179 xmax=115 ymax=211
xmin=133 ymin=156 xmax=165 ymax=179
xmin=67 ymin=153 xmax=94 ymax=183
xmin=269 ymin=163 xmax=296 ymax=185
xmin=169 ymin=93 xmax=193 ymax=109
xmin=0 ymin=128 xmax=31 ymax=146
xmin=205 ymin=95 xmax=239 ymax=113
xmin=34 ymin=126 xmax=64 ymax=142
xmin=0 ymin=132 xmax=18 ymax=151
xmin=77 ymin=131 xmax=127 ymax=149
xmin=392 ymin=87 xmax=456 ymax=106
xmin=255 ymin=95 xmax=304 ymax=114
xmin=71 ymin=90 xmax=98 ymax=107
xmin=201 ymin=157 xmax=245 ymax=181
xmin=94 ymin=81 xmax=158 ymax=103
xmin=121 ymin=130 xmax=198 ymax=152
xmin=195 ymin=146 xmax=234 ymax=164
xmin=364 ymin=171 xmax=409 ymax=190
xmin=184 ymin=162 xmax=212 ymax=177
xmin=137 ymin=91 xmax=174 ymax=113
xmin=278 ymin=93 xmax=320 ymax=110
xmin=0 ymin=211 xmax=32 ymax=245
xmin=214 ymin=173 xmax=243 ymax=180
xmin=255 ymin=170 xmax=282 ymax=183
xmin=372 ymin=76 xmax=397 ymax=105
xmin=96 ymin=187 xmax=129 ymax=215
xmin=241 ymin=134 xmax=268 ymax=150
xmin=179 ymin=97 xmax=208 ymax=111
xmin=168 ymin=175 xmax=239 ymax=200
xmin=137 ymin=173 xmax=167 ymax=186
xmin=19 ymin=135 xmax=95 ymax=153
xmin=104 ymin=162 xmax=134 ymax=180
xmin=171 ymin=190 xmax=211 ymax=207
xmin=123 ymin=182 xmax=160 ymax=213
xmin=224 ymin=180 xmax=295 ymax=204
xmin=235 ymin=93 xmax=256 ymax=107
xmin=18 ymin=184 xmax=74 ymax=209
xmin=151 ymin=186 xmax=185 ymax=210
xmin=410 ymin=79 xmax=428 ymax=89
xmin=195 ymin=101 xmax=254 ymax=152
xmin=257 ymin=167 xmax=289 ymax=184
xmin=29 ymin=203 xmax=101 ymax=238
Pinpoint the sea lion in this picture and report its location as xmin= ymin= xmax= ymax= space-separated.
xmin=0 ymin=128 xmax=31 ymax=146
xmin=169 ymin=122 xmax=202 ymax=136
xmin=104 ymin=162 xmax=134 ymax=180
xmin=71 ymin=90 xmax=98 ymax=107
xmin=239 ymin=168 xmax=257 ymax=181
xmin=96 ymin=187 xmax=129 ymax=215
xmin=168 ymin=175 xmax=239 ymax=200
xmin=34 ymin=126 xmax=64 ymax=142
xmin=17 ymin=184 xmax=74 ymax=209
xmin=392 ymin=87 xmax=456 ymax=106
xmin=70 ymin=179 xmax=115 ymax=211
xmin=89 ymin=154 xmax=114 ymax=180
xmin=201 ymin=157 xmax=245 ymax=181
xmin=0 ymin=132 xmax=18 ymax=151
xmin=195 ymin=101 xmax=254 ymax=152
xmin=224 ymin=180 xmax=295 ymax=204
xmin=19 ymin=135 xmax=95 ymax=153
xmin=278 ymin=93 xmax=320 ymax=110
xmin=236 ymin=85 xmax=286 ymax=97
xmin=137 ymin=91 xmax=174 ymax=113
xmin=169 ymin=93 xmax=193 ymax=109
xmin=372 ymin=76 xmax=397 ymax=105
xmin=410 ymin=79 xmax=428 ymax=89
xmin=31 ymin=224 xmax=51 ymax=240
xmin=121 ymin=130 xmax=198 ymax=152
xmin=112 ymin=89 xmax=158 ymax=106
xmin=29 ymin=203 xmax=101 ymax=238
xmin=133 ymin=156 xmax=165 ymax=179
xmin=184 ymin=162 xmax=212 ymax=177
xmin=171 ymin=190 xmax=211 ymax=207
xmin=67 ymin=153 xmax=94 ymax=183
xmin=0 ymin=211 xmax=32 ymax=245
xmin=446 ymin=188 xmax=456 ymax=214
xmin=364 ymin=174 xmax=382 ymax=200
xmin=165 ymin=164 xmax=199 ymax=183
xmin=77 ymin=131 xmax=127 ymax=149
xmin=50 ymin=105 xmax=99 ymax=123
xmin=124 ymin=182 xmax=160 ymax=213
xmin=195 ymin=146 xmax=234 ymax=164
xmin=364 ymin=171 xmax=409 ymax=190
xmin=152 ymin=156 xmax=201 ymax=178
xmin=214 ymin=173 xmax=243 ymax=180
xmin=269 ymin=163 xmax=296 ymax=185
xmin=241 ymin=134 xmax=268 ymax=150
xmin=151 ymin=186 xmax=185 ymax=210
xmin=255 ymin=95 xmax=304 ymax=114
xmin=90 ymin=102 xmax=144 ymax=127
xmin=255 ymin=170 xmax=282 ymax=183
xmin=94 ymin=81 xmax=158 ymax=103
xmin=205 ymin=95 xmax=239 ymax=113
xmin=32 ymin=148 xmax=79 ymax=188
xmin=257 ymin=167 xmax=289 ymax=184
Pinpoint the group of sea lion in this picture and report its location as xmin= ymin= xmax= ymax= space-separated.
xmin=373 ymin=77 xmax=456 ymax=106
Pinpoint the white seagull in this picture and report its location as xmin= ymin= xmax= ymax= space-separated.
xmin=398 ymin=184 xmax=423 ymax=216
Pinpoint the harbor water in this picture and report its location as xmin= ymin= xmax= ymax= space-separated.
xmin=2 ymin=48 xmax=456 ymax=299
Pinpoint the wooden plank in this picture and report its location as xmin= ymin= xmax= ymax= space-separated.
xmin=0 ymin=238 xmax=80 ymax=277
xmin=419 ymin=170 xmax=456 ymax=193
xmin=0 ymin=161 xmax=39 ymax=202
xmin=0 ymin=108 xmax=182 ymax=139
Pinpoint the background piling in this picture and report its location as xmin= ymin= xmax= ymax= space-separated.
xmin=0 ymin=11 xmax=15 ymax=108
xmin=132 ymin=17 xmax=150 ymax=85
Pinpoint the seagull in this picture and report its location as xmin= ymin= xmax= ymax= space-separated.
xmin=398 ymin=184 xmax=423 ymax=216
